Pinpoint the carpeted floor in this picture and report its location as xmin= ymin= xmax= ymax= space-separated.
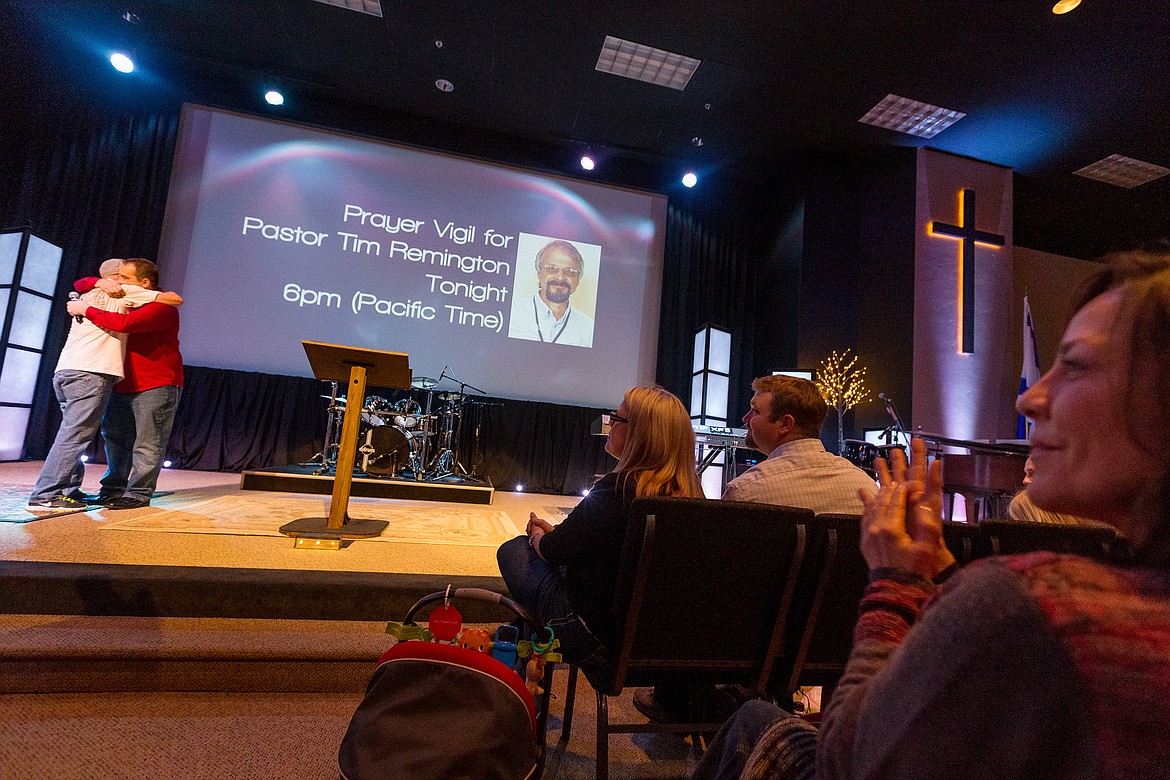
xmin=0 ymin=667 xmax=702 ymax=780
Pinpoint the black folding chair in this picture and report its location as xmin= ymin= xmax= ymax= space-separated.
xmin=558 ymin=496 xmax=814 ymax=780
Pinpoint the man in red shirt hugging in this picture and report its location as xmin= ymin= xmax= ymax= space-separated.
xmin=68 ymin=258 xmax=183 ymax=510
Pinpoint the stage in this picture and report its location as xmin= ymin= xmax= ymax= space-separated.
xmin=0 ymin=460 xmax=578 ymax=621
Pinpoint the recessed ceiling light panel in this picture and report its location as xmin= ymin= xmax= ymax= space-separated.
xmin=308 ymin=0 xmax=383 ymax=17
xmin=858 ymin=94 xmax=966 ymax=138
xmin=595 ymin=35 xmax=700 ymax=91
xmin=1073 ymin=154 xmax=1170 ymax=188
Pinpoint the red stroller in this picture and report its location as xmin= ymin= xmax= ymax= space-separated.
xmin=339 ymin=587 xmax=558 ymax=780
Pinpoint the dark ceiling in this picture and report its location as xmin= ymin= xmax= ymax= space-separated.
xmin=8 ymin=0 xmax=1170 ymax=258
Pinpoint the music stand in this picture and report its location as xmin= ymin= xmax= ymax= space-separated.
xmin=279 ymin=341 xmax=411 ymax=540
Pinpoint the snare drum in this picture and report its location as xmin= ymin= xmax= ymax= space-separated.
xmin=361 ymin=396 xmax=394 ymax=427
xmin=360 ymin=425 xmax=418 ymax=477
xmin=841 ymin=439 xmax=878 ymax=475
xmin=392 ymin=398 xmax=423 ymax=429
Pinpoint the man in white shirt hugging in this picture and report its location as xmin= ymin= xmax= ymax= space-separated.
xmin=28 ymin=258 xmax=182 ymax=512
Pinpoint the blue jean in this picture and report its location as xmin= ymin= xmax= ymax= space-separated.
xmin=101 ymin=385 xmax=182 ymax=502
xmin=691 ymin=700 xmax=817 ymax=780
xmin=496 ymin=535 xmax=610 ymax=666
xmin=30 ymin=370 xmax=117 ymax=502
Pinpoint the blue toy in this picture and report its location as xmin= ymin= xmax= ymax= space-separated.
xmin=491 ymin=624 xmax=519 ymax=668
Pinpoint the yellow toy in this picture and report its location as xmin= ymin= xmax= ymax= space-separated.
xmin=525 ymin=656 xmax=546 ymax=697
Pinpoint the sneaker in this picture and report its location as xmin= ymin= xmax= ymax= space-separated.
xmin=632 ymin=684 xmax=740 ymax=723
xmin=27 ymin=496 xmax=89 ymax=512
xmin=93 ymin=493 xmax=123 ymax=506
xmin=103 ymin=496 xmax=151 ymax=510
xmin=632 ymin=686 xmax=686 ymax=723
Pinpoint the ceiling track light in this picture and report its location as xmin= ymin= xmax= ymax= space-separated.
xmin=1052 ymin=0 xmax=1081 ymax=14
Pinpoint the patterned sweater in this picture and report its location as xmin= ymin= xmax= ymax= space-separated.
xmin=761 ymin=552 xmax=1170 ymax=779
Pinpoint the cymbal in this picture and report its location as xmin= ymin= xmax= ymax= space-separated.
xmin=411 ymin=376 xmax=438 ymax=389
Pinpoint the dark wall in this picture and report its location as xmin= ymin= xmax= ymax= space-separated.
xmin=796 ymin=149 xmax=917 ymax=453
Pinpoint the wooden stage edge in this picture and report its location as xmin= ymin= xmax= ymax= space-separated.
xmin=239 ymin=464 xmax=495 ymax=505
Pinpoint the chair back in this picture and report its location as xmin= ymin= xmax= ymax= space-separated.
xmin=773 ymin=513 xmax=866 ymax=695
xmin=977 ymin=519 xmax=1117 ymax=561
xmin=776 ymin=515 xmax=980 ymax=698
xmin=603 ymin=496 xmax=814 ymax=697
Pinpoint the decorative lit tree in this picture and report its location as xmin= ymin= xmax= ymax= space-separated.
xmin=815 ymin=349 xmax=872 ymax=454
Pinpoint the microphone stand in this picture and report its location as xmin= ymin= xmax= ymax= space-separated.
xmin=881 ymin=394 xmax=908 ymax=448
xmin=428 ymin=367 xmax=487 ymax=482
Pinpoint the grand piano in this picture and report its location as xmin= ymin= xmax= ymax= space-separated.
xmin=916 ymin=432 xmax=1030 ymax=522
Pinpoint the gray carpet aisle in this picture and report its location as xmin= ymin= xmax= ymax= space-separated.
xmin=1 ymin=667 xmax=699 ymax=780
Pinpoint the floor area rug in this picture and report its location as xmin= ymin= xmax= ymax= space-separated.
xmin=1 ymin=483 xmax=93 ymax=524
xmin=99 ymin=494 xmax=523 ymax=547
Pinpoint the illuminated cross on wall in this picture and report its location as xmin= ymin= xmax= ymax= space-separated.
xmin=929 ymin=188 xmax=1006 ymax=354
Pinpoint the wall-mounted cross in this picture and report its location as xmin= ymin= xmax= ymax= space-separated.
xmin=929 ymin=188 xmax=1006 ymax=354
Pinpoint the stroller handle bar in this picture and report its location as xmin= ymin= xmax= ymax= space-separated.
xmin=403 ymin=587 xmax=552 ymax=643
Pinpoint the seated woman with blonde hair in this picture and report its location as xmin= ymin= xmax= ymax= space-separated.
xmin=497 ymin=384 xmax=702 ymax=666
xmin=693 ymin=241 xmax=1170 ymax=780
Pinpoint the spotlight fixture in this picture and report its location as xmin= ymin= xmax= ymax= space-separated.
xmin=581 ymin=488 xmax=591 ymax=497
xmin=515 ymin=484 xmax=524 ymax=492
xmin=109 ymin=51 xmax=134 ymax=73
xmin=80 ymin=454 xmax=89 ymax=463
xmin=691 ymin=136 xmax=703 ymax=147
xmin=163 ymin=460 xmax=172 ymax=468
xmin=682 ymin=171 xmax=698 ymax=188
xmin=579 ymin=154 xmax=595 ymax=171
xmin=1052 ymin=0 xmax=1081 ymax=13
xmin=264 ymin=89 xmax=285 ymax=106
xmin=435 ymin=78 xmax=455 ymax=92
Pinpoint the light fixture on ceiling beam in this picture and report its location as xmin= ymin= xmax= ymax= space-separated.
xmin=595 ymin=35 xmax=701 ymax=91
xmin=858 ymin=94 xmax=966 ymax=138
xmin=435 ymin=79 xmax=455 ymax=93
xmin=1073 ymin=154 xmax=1170 ymax=188
xmin=1052 ymin=0 xmax=1082 ymax=14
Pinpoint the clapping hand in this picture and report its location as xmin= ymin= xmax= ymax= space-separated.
xmin=858 ymin=437 xmax=955 ymax=579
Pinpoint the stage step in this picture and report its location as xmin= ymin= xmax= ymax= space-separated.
xmin=0 ymin=614 xmax=397 ymax=693
xmin=0 ymin=560 xmax=510 ymax=622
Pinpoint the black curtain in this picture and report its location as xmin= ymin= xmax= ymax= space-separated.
xmin=657 ymin=202 xmax=761 ymax=419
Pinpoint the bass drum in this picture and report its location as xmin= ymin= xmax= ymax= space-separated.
xmin=360 ymin=425 xmax=417 ymax=477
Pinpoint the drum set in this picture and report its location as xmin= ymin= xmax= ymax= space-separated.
xmin=310 ymin=373 xmax=487 ymax=483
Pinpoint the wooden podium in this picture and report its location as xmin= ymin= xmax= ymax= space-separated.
xmin=279 ymin=341 xmax=411 ymax=540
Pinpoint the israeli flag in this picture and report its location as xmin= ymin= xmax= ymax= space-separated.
xmin=1016 ymin=295 xmax=1040 ymax=439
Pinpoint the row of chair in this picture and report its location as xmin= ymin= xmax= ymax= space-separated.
xmin=555 ymin=496 xmax=1121 ymax=779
